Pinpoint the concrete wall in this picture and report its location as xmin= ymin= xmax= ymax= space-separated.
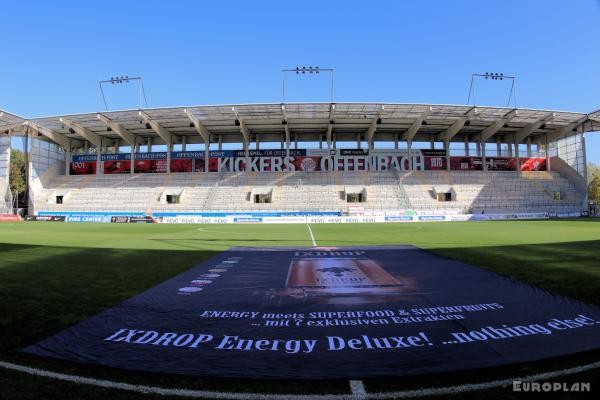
xmin=28 ymin=138 xmax=65 ymax=214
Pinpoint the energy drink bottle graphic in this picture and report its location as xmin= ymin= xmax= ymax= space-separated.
xmin=287 ymin=257 xmax=403 ymax=293
xmin=256 ymin=249 xmax=410 ymax=304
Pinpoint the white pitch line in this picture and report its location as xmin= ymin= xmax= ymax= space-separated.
xmin=349 ymin=380 xmax=366 ymax=398
xmin=306 ymin=222 xmax=317 ymax=246
xmin=1 ymin=359 xmax=600 ymax=399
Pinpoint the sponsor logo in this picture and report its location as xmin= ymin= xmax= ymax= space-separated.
xmin=233 ymin=217 xmax=263 ymax=223
xmin=418 ymin=215 xmax=446 ymax=221
xmin=385 ymin=216 xmax=413 ymax=222
xmin=191 ymin=280 xmax=213 ymax=285
xmin=300 ymin=158 xmax=317 ymax=171
xmin=0 ymin=214 xmax=22 ymax=222
xmin=199 ymin=274 xmax=220 ymax=278
xmin=178 ymin=287 xmax=203 ymax=293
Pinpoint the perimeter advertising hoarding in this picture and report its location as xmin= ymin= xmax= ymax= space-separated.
xmin=70 ymin=161 xmax=97 ymax=175
xmin=155 ymin=213 xmax=548 ymax=224
xmin=0 ymin=214 xmax=21 ymax=222
xmin=38 ymin=212 xmax=146 ymax=223
xmin=24 ymin=215 xmax=66 ymax=222
xmin=450 ymin=157 xmax=547 ymax=172
xmin=25 ymin=246 xmax=600 ymax=379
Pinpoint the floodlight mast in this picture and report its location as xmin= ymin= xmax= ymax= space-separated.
xmin=467 ymin=72 xmax=517 ymax=108
xmin=281 ymin=66 xmax=335 ymax=103
xmin=98 ymin=76 xmax=148 ymax=111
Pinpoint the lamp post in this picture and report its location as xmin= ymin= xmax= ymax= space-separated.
xmin=467 ymin=72 xmax=516 ymax=108
xmin=281 ymin=66 xmax=335 ymax=103
xmin=99 ymin=76 xmax=148 ymax=111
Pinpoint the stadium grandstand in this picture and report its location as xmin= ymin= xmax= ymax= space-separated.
xmin=2 ymin=103 xmax=600 ymax=222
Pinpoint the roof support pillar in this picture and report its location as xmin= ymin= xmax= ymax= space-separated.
xmin=407 ymin=139 xmax=413 ymax=171
xmin=464 ymin=135 xmax=469 ymax=156
xmin=514 ymin=134 xmax=520 ymax=173
xmin=60 ymin=118 xmax=102 ymax=148
xmin=65 ymin=146 xmax=71 ymax=176
xmin=327 ymin=104 xmax=335 ymax=151
xmin=366 ymin=114 xmax=378 ymax=153
xmin=130 ymin=144 xmax=135 ymax=175
xmin=184 ymin=109 xmax=211 ymax=172
xmin=97 ymin=114 xmax=136 ymax=146
xmin=444 ymin=139 xmax=450 ymax=171
xmin=24 ymin=121 xmax=70 ymax=149
xmin=481 ymin=140 xmax=487 ymax=171
xmin=403 ymin=108 xmax=431 ymax=142
xmin=166 ymin=142 xmax=171 ymax=174
xmin=438 ymin=107 xmax=477 ymax=142
xmin=139 ymin=111 xmax=172 ymax=147
xmin=97 ymin=137 xmax=103 ymax=175
xmin=204 ymin=139 xmax=210 ymax=173
xmin=496 ymin=136 xmax=501 ymax=156
xmin=284 ymin=125 xmax=291 ymax=157
xmin=545 ymin=134 xmax=551 ymax=172
xmin=514 ymin=112 xmax=555 ymax=144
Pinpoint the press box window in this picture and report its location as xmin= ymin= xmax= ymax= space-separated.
xmin=437 ymin=192 xmax=452 ymax=202
xmin=346 ymin=193 xmax=364 ymax=203
xmin=254 ymin=193 xmax=272 ymax=203
xmin=432 ymin=186 xmax=454 ymax=202
xmin=166 ymin=195 xmax=180 ymax=204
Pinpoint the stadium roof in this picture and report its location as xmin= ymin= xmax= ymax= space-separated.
xmin=2 ymin=103 xmax=599 ymax=149
xmin=0 ymin=110 xmax=25 ymax=131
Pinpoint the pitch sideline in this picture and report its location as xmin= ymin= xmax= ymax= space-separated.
xmin=306 ymin=222 xmax=317 ymax=247
xmin=1 ymin=359 xmax=599 ymax=399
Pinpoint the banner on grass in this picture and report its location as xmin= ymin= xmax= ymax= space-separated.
xmin=25 ymin=246 xmax=600 ymax=379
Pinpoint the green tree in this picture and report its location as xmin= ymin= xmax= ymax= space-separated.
xmin=9 ymin=149 xmax=26 ymax=205
xmin=588 ymin=162 xmax=600 ymax=184
xmin=589 ymin=174 xmax=600 ymax=204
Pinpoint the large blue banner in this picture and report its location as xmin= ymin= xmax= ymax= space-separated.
xmin=24 ymin=246 xmax=600 ymax=378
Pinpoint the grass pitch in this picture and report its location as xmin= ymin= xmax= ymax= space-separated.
xmin=1 ymin=219 xmax=599 ymax=399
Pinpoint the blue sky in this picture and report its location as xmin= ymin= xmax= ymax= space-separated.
xmin=1 ymin=1 xmax=599 ymax=163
